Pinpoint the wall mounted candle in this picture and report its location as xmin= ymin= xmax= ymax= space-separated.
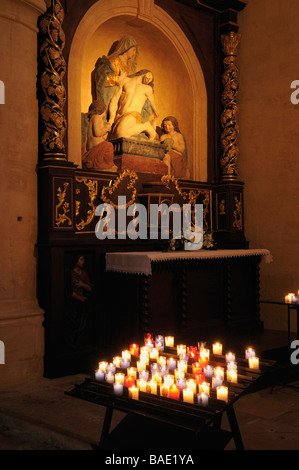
xmin=248 ymin=356 xmax=259 ymax=369
xmin=113 ymin=382 xmax=123 ymax=396
xmin=197 ymin=392 xmax=209 ymax=407
xmin=129 ymin=386 xmax=139 ymax=400
xmin=183 ymin=388 xmax=194 ymax=403
xmin=169 ymin=384 xmax=180 ymax=400
xmin=217 ymin=386 xmax=228 ymax=402
xmin=212 ymin=342 xmax=223 ymax=355
xmin=165 ymin=336 xmax=174 ymax=347
xmin=95 ymin=369 xmax=105 ymax=381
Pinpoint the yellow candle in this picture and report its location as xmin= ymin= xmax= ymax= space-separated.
xmin=217 ymin=385 xmax=228 ymax=402
xmin=98 ymin=361 xmax=108 ymax=372
xmin=177 ymin=344 xmax=186 ymax=355
xmin=198 ymin=381 xmax=210 ymax=396
xmin=200 ymin=348 xmax=210 ymax=360
xmin=137 ymin=379 xmax=147 ymax=392
xmin=128 ymin=385 xmax=139 ymax=400
xmin=212 ymin=342 xmax=223 ymax=355
xmin=174 ymin=369 xmax=185 ymax=379
xmin=158 ymin=356 xmax=167 ymax=366
xmin=114 ymin=373 xmax=125 ymax=384
xmin=146 ymin=380 xmax=157 ymax=395
xmin=152 ymin=373 xmax=162 ymax=385
xmin=183 ymin=388 xmax=194 ymax=404
xmin=226 ymin=369 xmax=238 ymax=383
xmin=165 ymin=336 xmax=174 ymax=347
xmin=136 ymin=360 xmax=147 ymax=372
xmin=248 ymin=356 xmax=259 ymax=369
xmin=112 ymin=356 xmax=122 ymax=367
xmin=127 ymin=367 xmax=137 ymax=379
xmin=140 ymin=354 xmax=149 ymax=365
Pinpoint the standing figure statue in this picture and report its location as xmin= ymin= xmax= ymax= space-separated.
xmin=108 ymin=70 xmax=158 ymax=141
xmin=160 ymin=116 xmax=189 ymax=179
xmin=91 ymin=36 xmax=139 ymax=121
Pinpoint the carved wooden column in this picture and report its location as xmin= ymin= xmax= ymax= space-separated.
xmin=38 ymin=0 xmax=67 ymax=163
xmin=220 ymin=31 xmax=241 ymax=181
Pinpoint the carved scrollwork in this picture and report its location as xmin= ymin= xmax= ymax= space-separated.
xmin=38 ymin=0 xmax=67 ymax=159
xmin=233 ymin=194 xmax=243 ymax=231
xmin=220 ymin=32 xmax=241 ymax=180
xmin=75 ymin=178 xmax=98 ymax=231
xmin=101 ymin=170 xmax=138 ymax=209
xmin=55 ymin=182 xmax=72 ymax=227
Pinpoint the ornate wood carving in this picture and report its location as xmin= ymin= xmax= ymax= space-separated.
xmin=38 ymin=0 xmax=67 ymax=161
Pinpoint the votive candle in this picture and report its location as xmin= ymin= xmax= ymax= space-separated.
xmin=167 ymin=358 xmax=176 ymax=370
xmin=95 ymin=369 xmax=104 ymax=381
xmin=203 ymin=365 xmax=214 ymax=378
xmin=129 ymin=385 xmax=139 ymax=400
xmin=248 ymin=356 xmax=259 ymax=369
xmin=98 ymin=361 xmax=108 ymax=372
xmin=197 ymin=392 xmax=209 ymax=407
xmin=105 ymin=372 xmax=115 ymax=384
xmin=212 ymin=375 xmax=223 ymax=388
xmin=186 ymin=379 xmax=197 ymax=394
xmin=115 ymin=373 xmax=125 ymax=384
xmin=169 ymin=384 xmax=180 ymax=400
xmin=130 ymin=343 xmax=139 ymax=356
xmin=225 ymin=352 xmax=236 ymax=363
xmin=226 ymin=369 xmax=238 ymax=383
xmin=160 ymin=385 xmax=169 ymax=397
xmin=113 ymin=382 xmax=123 ymax=396
xmin=217 ymin=386 xmax=228 ymax=403
xmin=127 ymin=367 xmax=137 ymax=379
xmin=183 ymin=388 xmax=194 ymax=404
xmin=164 ymin=374 xmax=174 ymax=387
xmin=146 ymin=380 xmax=157 ymax=395
xmin=165 ymin=336 xmax=174 ymax=347
xmin=212 ymin=342 xmax=223 ymax=355
xmin=137 ymin=378 xmax=147 ymax=392
xmin=125 ymin=375 xmax=135 ymax=388
xmin=245 ymin=348 xmax=256 ymax=359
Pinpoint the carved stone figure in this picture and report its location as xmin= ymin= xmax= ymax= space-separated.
xmin=82 ymin=99 xmax=117 ymax=171
xmin=160 ymin=116 xmax=189 ymax=178
xmin=108 ymin=70 xmax=158 ymax=141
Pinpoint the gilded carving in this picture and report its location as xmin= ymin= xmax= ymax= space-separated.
xmin=75 ymin=178 xmax=98 ymax=231
xmin=55 ymin=182 xmax=72 ymax=227
xmin=39 ymin=0 xmax=67 ymax=159
xmin=220 ymin=32 xmax=241 ymax=180
xmin=101 ymin=170 xmax=138 ymax=209
xmin=233 ymin=195 xmax=243 ymax=231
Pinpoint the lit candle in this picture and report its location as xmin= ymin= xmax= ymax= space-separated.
xmin=106 ymin=363 xmax=116 ymax=374
xmin=225 ymin=352 xmax=235 ymax=363
xmin=186 ymin=379 xmax=197 ymax=394
xmin=177 ymin=344 xmax=187 ymax=355
xmin=98 ymin=361 xmax=108 ymax=372
xmin=176 ymin=377 xmax=186 ymax=391
xmin=122 ymin=350 xmax=131 ymax=361
xmin=114 ymin=373 xmax=125 ymax=384
xmin=152 ymin=373 xmax=162 ymax=385
xmin=138 ymin=370 xmax=149 ymax=381
xmin=168 ymin=384 xmax=180 ymax=400
xmin=136 ymin=360 xmax=147 ymax=372
xmin=217 ymin=385 xmax=228 ymax=403
xmin=194 ymin=372 xmax=205 ymax=385
xmin=212 ymin=342 xmax=223 ymax=355
xmin=105 ymin=372 xmax=115 ymax=384
xmin=113 ymin=356 xmax=122 ymax=368
xmin=146 ymin=380 xmax=157 ymax=395
xmin=158 ymin=356 xmax=167 ymax=367
xmin=197 ymin=392 xmax=209 ymax=407
xmin=226 ymin=369 xmax=238 ymax=383
xmin=164 ymin=375 xmax=175 ymax=387
xmin=95 ymin=369 xmax=105 ymax=381
xmin=155 ymin=341 xmax=164 ymax=352
xmin=129 ymin=385 xmax=139 ymax=400
xmin=125 ymin=375 xmax=135 ymax=388
xmin=160 ymin=365 xmax=169 ymax=378
xmin=140 ymin=346 xmax=150 ymax=356
xmin=121 ymin=358 xmax=130 ymax=369
xmin=177 ymin=360 xmax=188 ymax=373
xmin=130 ymin=343 xmax=139 ymax=356
xmin=137 ymin=378 xmax=147 ymax=392
xmin=248 ymin=356 xmax=259 ymax=369
xmin=139 ymin=353 xmax=149 ymax=365
xmin=113 ymin=382 xmax=123 ymax=396
xmin=200 ymin=348 xmax=210 ymax=361
xmin=160 ymin=385 xmax=169 ymax=397
xmin=127 ymin=367 xmax=137 ymax=379
xmin=226 ymin=361 xmax=238 ymax=371
xmin=198 ymin=382 xmax=210 ymax=396
xmin=167 ymin=357 xmax=176 ymax=370
xmin=192 ymin=362 xmax=202 ymax=375
xmin=150 ymin=348 xmax=159 ymax=359
xmin=203 ymin=365 xmax=214 ymax=378
xmin=212 ymin=375 xmax=223 ymax=389
xmin=285 ymin=293 xmax=295 ymax=303
xmin=245 ymin=348 xmax=255 ymax=359
xmin=165 ymin=336 xmax=174 ymax=347
xmin=183 ymin=388 xmax=194 ymax=404
xmin=174 ymin=369 xmax=185 ymax=380
xmin=150 ymin=363 xmax=161 ymax=374
xmin=214 ymin=367 xmax=224 ymax=378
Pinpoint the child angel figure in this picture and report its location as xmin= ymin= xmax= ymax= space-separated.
xmin=160 ymin=116 xmax=189 ymax=179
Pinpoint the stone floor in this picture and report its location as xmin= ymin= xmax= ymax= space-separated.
xmin=0 ymin=329 xmax=298 ymax=452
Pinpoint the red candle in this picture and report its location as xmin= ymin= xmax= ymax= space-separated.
xmin=192 ymin=362 xmax=202 ymax=375
xmin=169 ymin=384 xmax=180 ymax=400
xmin=130 ymin=343 xmax=139 ymax=356
xmin=125 ymin=375 xmax=135 ymax=388
xmin=194 ymin=372 xmax=205 ymax=384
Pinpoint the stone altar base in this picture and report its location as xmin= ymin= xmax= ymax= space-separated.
xmin=114 ymin=154 xmax=168 ymax=175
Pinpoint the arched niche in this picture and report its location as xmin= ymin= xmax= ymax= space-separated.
xmin=68 ymin=0 xmax=207 ymax=182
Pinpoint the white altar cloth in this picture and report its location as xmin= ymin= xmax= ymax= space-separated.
xmin=105 ymin=249 xmax=272 ymax=275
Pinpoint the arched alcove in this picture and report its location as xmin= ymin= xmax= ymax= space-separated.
xmin=68 ymin=0 xmax=207 ymax=181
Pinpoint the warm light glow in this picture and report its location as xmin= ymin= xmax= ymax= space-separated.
xmin=165 ymin=336 xmax=174 ymax=347
xmin=248 ymin=356 xmax=259 ymax=369
xmin=183 ymin=388 xmax=194 ymax=404
xmin=217 ymin=386 xmax=228 ymax=403
xmin=128 ymin=385 xmax=139 ymax=400
xmin=212 ymin=342 xmax=223 ymax=355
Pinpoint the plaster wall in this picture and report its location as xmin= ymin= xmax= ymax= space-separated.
xmin=0 ymin=0 xmax=46 ymax=385
xmin=238 ymin=0 xmax=299 ymax=332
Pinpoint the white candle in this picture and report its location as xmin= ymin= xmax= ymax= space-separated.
xmin=165 ymin=336 xmax=174 ymax=347
xmin=174 ymin=369 xmax=185 ymax=380
xmin=105 ymin=372 xmax=115 ymax=384
xmin=146 ymin=380 xmax=157 ymax=395
xmin=245 ymin=348 xmax=256 ymax=359
xmin=226 ymin=361 xmax=238 ymax=371
xmin=164 ymin=375 xmax=174 ymax=387
xmin=214 ymin=367 xmax=224 ymax=378
xmin=198 ymin=382 xmax=210 ymax=396
xmin=197 ymin=392 xmax=209 ymax=407
xmin=177 ymin=360 xmax=188 ymax=373
xmin=150 ymin=348 xmax=159 ymax=359
xmin=122 ymin=350 xmax=131 ymax=361
xmin=183 ymin=388 xmax=194 ymax=404
xmin=98 ymin=361 xmax=108 ymax=372
xmin=203 ymin=365 xmax=214 ymax=378
xmin=129 ymin=385 xmax=139 ymax=400
xmin=113 ymin=382 xmax=123 ymax=396
xmin=186 ymin=379 xmax=197 ymax=394
xmin=95 ymin=369 xmax=105 ymax=381
xmin=212 ymin=375 xmax=223 ymax=388
xmin=177 ymin=344 xmax=186 ymax=355
xmin=167 ymin=357 xmax=176 ymax=370
xmin=225 ymin=352 xmax=235 ymax=363
xmin=217 ymin=386 xmax=228 ymax=403
xmin=248 ymin=356 xmax=259 ymax=369
xmin=113 ymin=356 xmax=122 ymax=368
xmin=200 ymin=348 xmax=210 ymax=360
xmin=114 ymin=373 xmax=125 ymax=384
xmin=137 ymin=360 xmax=147 ymax=372
xmin=158 ymin=356 xmax=167 ymax=366
xmin=137 ymin=379 xmax=147 ymax=392
xmin=106 ymin=363 xmax=116 ymax=374
xmin=127 ymin=367 xmax=137 ymax=379
xmin=212 ymin=342 xmax=223 ymax=355
xmin=226 ymin=369 xmax=238 ymax=383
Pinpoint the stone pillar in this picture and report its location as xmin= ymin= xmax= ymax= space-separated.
xmin=0 ymin=0 xmax=46 ymax=385
xmin=220 ymin=31 xmax=241 ymax=181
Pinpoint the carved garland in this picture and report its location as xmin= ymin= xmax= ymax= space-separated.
xmin=220 ymin=32 xmax=241 ymax=181
xmin=38 ymin=0 xmax=67 ymax=160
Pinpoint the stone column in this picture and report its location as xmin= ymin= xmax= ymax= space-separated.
xmin=220 ymin=31 xmax=241 ymax=181
xmin=0 ymin=0 xmax=46 ymax=385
